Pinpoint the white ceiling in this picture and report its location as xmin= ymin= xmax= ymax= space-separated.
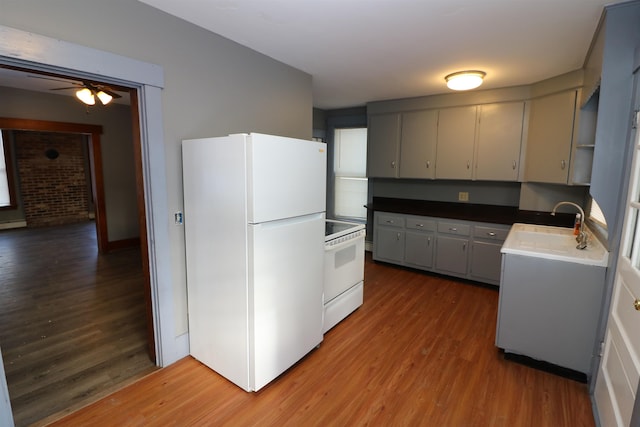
xmin=0 ymin=1 xmax=619 ymax=110
xmin=137 ymin=0 xmax=617 ymax=109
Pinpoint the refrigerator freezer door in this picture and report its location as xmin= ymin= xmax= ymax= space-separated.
xmin=249 ymin=212 xmax=324 ymax=391
xmin=247 ymin=133 xmax=327 ymax=224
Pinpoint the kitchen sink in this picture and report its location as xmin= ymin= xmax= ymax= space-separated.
xmin=501 ymin=223 xmax=608 ymax=267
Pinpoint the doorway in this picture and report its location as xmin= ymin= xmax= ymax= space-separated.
xmin=0 ymin=92 xmax=155 ymax=424
xmin=0 ymin=24 xmax=174 ymax=427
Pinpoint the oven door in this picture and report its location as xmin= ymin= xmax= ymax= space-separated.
xmin=324 ymin=234 xmax=365 ymax=303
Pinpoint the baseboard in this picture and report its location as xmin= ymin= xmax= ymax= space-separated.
xmin=503 ymin=351 xmax=588 ymax=383
xmin=105 ymin=237 xmax=140 ymax=252
xmin=0 ymin=220 xmax=27 ymax=230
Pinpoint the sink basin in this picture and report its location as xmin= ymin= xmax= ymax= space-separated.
xmin=501 ymin=223 xmax=609 ymax=267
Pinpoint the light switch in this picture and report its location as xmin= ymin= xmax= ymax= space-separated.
xmin=174 ymin=212 xmax=183 ymax=225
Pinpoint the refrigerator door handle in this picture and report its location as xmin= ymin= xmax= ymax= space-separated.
xmin=249 ymin=212 xmax=324 ymax=228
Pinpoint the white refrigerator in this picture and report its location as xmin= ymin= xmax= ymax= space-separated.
xmin=182 ymin=133 xmax=326 ymax=392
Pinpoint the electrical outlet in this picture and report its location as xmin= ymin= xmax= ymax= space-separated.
xmin=458 ymin=192 xmax=469 ymax=202
xmin=174 ymin=211 xmax=183 ymax=225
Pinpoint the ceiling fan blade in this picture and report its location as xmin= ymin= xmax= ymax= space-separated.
xmin=50 ymin=87 xmax=81 ymax=91
xmin=84 ymin=82 xmax=123 ymax=99
xmin=100 ymin=88 xmax=122 ymax=98
xmin=29 ymin=75 xmax=80 ymax=85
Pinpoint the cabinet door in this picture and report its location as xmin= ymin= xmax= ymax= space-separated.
xmin=524 ymin=90 xmax=577 ymax=184
xmin=435 ymin=106 xmax=477 ymax=180
xmin=374 ymin=227 xmax=405 ymax=263
xmin=399 ymin=110 xmax=438 ymax=179
xmin=367 ymin=113 xmax=401 ymax=178
xmin=470 ymin=241 xmax=503 ymax=284
xmin=435 ymin=236 xmax=469 ymax=275
xmin=405 ymin=231 xmax=434 ymax=268
xmin=475 ymin=102 xmax=524 ymax=181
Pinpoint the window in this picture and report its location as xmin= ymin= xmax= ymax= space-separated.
xmin=588 ymin=197 xmax=607 ymax=229
xmin=0 ymin=131 xmax=13 ymax=207
xmin=333 ymin=127 xmax=367 ymax=220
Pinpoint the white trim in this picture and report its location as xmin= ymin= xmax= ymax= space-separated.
xmin=0 ymin=25 xmax=163 ymax=87
xmin=0 ymin=24 xmax=178 ymax=424
xmin=0 ymin=347 xmax=12 ymax=427
xmin=136 ymin=84 xmax=182 ymax=366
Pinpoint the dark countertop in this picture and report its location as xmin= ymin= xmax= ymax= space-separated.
xmin=368 ymin=197 xmax=575 ymax=228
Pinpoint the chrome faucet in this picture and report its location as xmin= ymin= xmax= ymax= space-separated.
xmin=551 ymin=201 xmax=588 ymax=250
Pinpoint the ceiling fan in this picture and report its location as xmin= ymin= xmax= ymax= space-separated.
xmin=29 ymin=75 xmax=123 ymax=105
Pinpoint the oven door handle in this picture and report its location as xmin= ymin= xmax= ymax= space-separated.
xmin=325 ymin=235 xmax=363 ymax=252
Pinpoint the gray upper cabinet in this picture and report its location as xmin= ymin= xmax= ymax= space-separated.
xmin=367 ymin=113 xmax=401 ymax=178
xmin=524 ymin=90 xmax=578 ymax=184
xmin=399 ymin=110 xmax=438 ymax=179
xmin=475 ymin=102 xmax=525 ymax=181
xmin=435 ymin=106 xmax=478 ymax=180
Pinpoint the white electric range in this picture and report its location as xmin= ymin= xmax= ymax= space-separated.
xmin=324 ymin=219 xmax=366 ymax=333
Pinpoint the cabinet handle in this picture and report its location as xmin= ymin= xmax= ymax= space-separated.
xmin=462 ymin=242 xmax=466 ymax=252
xmin=561 ymin=160 xmax=566 ymax=170
xmin=426 ymin=160 xmax=430 ymax=169
xmin=512 ymin=161 xmax=517 ymax=170
xmin=427 ymin=237 xmax=431 ymax=246
xmin=466 ymin=161 xmax=470 ymax=169
xmin=449 ymin=227 xmax=458 ymax=232
xmin=634 ymin=299 xmax=640 ymax=311
xmin=391 ymin=161 xmax=396 ymax=169
xmin=385 ymin=220 xmax=394 ymax=224
xmin=396 ymin=232 xmax=401 ymax=241
xmin=487 ymin=232 xmax=496 ymax=237
xmin=416 ymin=223 xmax=424 ymax=227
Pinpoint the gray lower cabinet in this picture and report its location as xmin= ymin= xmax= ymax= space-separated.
xmin=470 ymin=225 xmax=511 ymax=285
xmin=470 ymin=241 xmax=502 ymax=283
xmin=496 ymin=253 xmax=606 ymax=373
xmin=404 ymin=215 xmax=435 ymax=268
xmin=404 ymin=231 xmax=434 ymax=268
xmin=373 ymin=213 xmax=405 ymax=263
xmin=373 ymin=211 xmax=510 ymax=286
xmin=435 ymin=236 xmax=469 ymax=275
xmin=435 ymin=221 xmax=471 ymax=277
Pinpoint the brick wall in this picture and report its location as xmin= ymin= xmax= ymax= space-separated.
xmin=15 ymin=131 xmax=91 ymax=227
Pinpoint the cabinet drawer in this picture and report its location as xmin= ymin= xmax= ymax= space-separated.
xmin=437 ymin=222 xmax=470 ymax=236
xmin=376 ymin=213 xmax=404 ymax=228
xmin=473 ymin=225 xmax=509 ymax=241
xmin=405 ymin=216 xmax=435 ymax=231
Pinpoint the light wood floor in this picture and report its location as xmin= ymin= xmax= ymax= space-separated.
xmin=0 ymin=222 xmax=156 ymax=427
xmin=50 ymin=253 xmax=595 ymax=427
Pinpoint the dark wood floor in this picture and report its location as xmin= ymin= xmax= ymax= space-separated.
xmin=0 ymin=222 xmax=156 ymax=427
xmin=50 ymin=253 xmax=595 ymax=427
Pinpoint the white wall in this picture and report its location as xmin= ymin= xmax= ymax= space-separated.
xmin=0 ymin=1 xmax=312 ymax=344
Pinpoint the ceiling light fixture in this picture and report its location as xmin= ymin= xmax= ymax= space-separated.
xmin=445 ymin=70 xmax=486 ymax=91
xmin=96 ymin=91 xmax=113 ymax=105
xmin=75 ymin=88 xmax=114 ymax=106
xmin=75 ymin=88 xmax=96 ymax=105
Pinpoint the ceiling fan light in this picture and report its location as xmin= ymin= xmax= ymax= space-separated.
xmin=76 ymin=88 xmax=95 ymax=105
xmin=445 ymin=70 xmax=486 ymax=91
xmin=96 ymin=91 xmax=113 ymax=105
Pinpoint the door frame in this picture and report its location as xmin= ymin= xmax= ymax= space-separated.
xmin=591 ymin=48 xmax=640 ymax=426
xmin=0 ymin=23 xmax=183 ymax=425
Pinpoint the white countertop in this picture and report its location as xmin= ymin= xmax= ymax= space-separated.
xmin=501 ymin=223 xmax=609 ymax=267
